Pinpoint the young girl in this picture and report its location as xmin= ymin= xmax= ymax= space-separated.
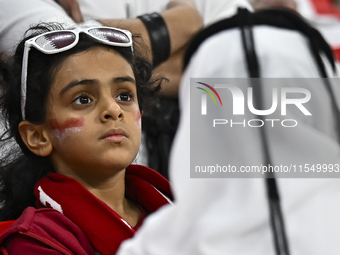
xmin=0 ymin=23 xmax=172 ymax=254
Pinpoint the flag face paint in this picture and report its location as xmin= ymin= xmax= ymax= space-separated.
xmin=135 ymin=110 xmax=141 ymax=129
xmin=50 ymin=118 xmax=84 ymax=143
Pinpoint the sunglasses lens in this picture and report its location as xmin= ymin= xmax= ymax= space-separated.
xmin=88 ymin=28 xmax=131 ymax=44
xmin=35 ymin=31 xmax=76 ymax=51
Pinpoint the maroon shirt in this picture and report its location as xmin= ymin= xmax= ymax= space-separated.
xmin=0 ymin=165 xmax=172 ymax=254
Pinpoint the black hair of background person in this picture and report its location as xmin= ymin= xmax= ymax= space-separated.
xmin=143 ymin=97 xmax=179 ymax=180
xmin=0 ymin=23 xmax=165 ymax=221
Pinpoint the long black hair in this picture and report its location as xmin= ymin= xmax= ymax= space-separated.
xmin=0 ymin=23 xmax=162 ymax=221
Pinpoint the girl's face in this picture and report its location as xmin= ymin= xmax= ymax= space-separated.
xmin=43 ymin=46 xmax=141 ymax=181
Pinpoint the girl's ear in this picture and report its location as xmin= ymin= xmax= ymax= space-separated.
xmin=18 ymin=121 xmax=53 ymax=157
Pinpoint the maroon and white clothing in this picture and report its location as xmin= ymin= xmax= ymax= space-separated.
xmin=0 ymin=165 xmax=172 ymax=255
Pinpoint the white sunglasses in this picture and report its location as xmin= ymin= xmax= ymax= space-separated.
xmin=21 ymin=26 xmax=133 ymax=120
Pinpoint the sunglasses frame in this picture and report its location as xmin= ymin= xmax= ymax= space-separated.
xmin=21 ymin=26 xmax=133 ymax=120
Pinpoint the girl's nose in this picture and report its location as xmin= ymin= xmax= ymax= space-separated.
xmin=100 ymin=96 xmax=123 ymax=122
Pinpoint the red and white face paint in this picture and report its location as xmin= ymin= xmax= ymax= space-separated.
xmin=50 ymin=118 xmax=84 ymax=144
xmin=135 ymin=110 xmax=141 ymax=129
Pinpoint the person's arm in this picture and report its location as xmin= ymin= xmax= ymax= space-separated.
xmin=251 ymin=0 xmax=297 ymax=11
xmin=54 ymin=0 xmax=84 ymax=23
xmin=100 ymin=0 xmax=203 ymax=64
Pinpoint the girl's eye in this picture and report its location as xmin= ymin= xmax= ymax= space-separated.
xmin=116 ymin=92 xmax=132 ymax=102
xmin=73 ymin=95 xmax=93 ymax=105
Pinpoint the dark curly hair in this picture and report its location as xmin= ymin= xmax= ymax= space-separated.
xmin=0 ymin=23 xmax=163 ymax=221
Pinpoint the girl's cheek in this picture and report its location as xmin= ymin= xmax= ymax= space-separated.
xmin=49 ymin=118 xmax=84 ymax=143
xmin=135 ymin=110 xmax=141 ymax=129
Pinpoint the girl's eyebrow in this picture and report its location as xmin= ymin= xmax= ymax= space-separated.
xmin=60 ymin=79 xmax=98 ymax=96
xmin=113 ymin=76 xmax=136 ymax=85
xmin=59 ymin=76 xmax=136 ymax=96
